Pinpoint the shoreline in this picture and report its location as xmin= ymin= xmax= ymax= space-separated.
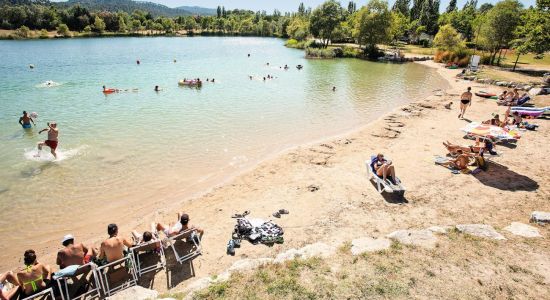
xmin=2 ymin=61 xmax=548 ymax=295
xmin=0 ymin=60 xmax=448 ymax=271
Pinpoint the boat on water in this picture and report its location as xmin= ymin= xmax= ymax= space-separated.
xmin=178 ymin=79 xmax=202 ymax=87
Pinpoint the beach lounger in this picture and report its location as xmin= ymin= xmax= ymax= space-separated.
xmin=19 ymin=287 xmax=55 ymax=300
xmin=167 ymin=229 xmax=202 ymax=264
xmin=365 ymin=156 xmax=405 ymax=195
xmin=95 ymin=255 xmax=137 ymax=297
xmin=130 ymin=238 xmax=166 ymax=277
xmin=55 ymin=263 xmax=100 ymax=300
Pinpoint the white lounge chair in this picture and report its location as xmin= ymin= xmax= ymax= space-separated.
xmin=20 ymin=287 xmax=55 ymax=300
xmin=365 ymin=156 xmax=405 ymax=195
xmin=95 ymin=255 xmax=138 ymax=297
xmin=130 ymin=236 xmax=166 ymax=277
xmin=167 ymin=228 xmax=202 ymax=265
xmin=55 ymin=263 xmax=100 ymax=300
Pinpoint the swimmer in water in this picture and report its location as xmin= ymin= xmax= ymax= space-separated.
xmin=19 ymin=111 xmax=35 ymax=129
xmin=248 ymin=54 xmax=250 ymax=57
xmin=332 ymin=86 xmax=336 ymax=91
xmin=154 ymin=85 xmax=160 ymax=92
xmin=211 ymin=78 xmax=215 ymax=83
xmin=249 ymin=75 xmax=253 ymax=80
xmin=136 ymin=60 xmax=140 ymax=65
xmin=36 ymin=122 xmax=59 ymax=159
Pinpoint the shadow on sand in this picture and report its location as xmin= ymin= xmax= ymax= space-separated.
xmin=369 ymin=181 xmax=409 ymax=204
xmin=473 ymin=161 xmax=539 ymax=191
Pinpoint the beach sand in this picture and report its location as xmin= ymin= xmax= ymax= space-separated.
xmin=141 ymin=61 xmax=548 ymax=293
xmin=4 ymin=61 xmax=548 ymax=295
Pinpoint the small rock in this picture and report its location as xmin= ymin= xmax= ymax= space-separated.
xmin=530 ymin=211 xmax=550 ymax=224
xmin=107 ymin=286 xmax=158 ymax=300
xmin=426 ymin=226 xmax=452 ymax=234
xmin=503 ymin=222 xmax=541 ymax=238
xmin=386 ymin=229 xmax=438 ymax=249
xmin=307 ymin=184 xmax=319 ymax=192
xmin=351 ymin=237 xmax=391 ymax=255
xmin=455 ymin=224 xmax=506 ymax=240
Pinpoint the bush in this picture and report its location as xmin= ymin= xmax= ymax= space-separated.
xmin=57 ymin=24 xmax=71 ymax=37
xmin=342 ymin=46 xmax=361 ymax=58
xmin=39 ymin=29 xmax=49 ymax=39
xmin=480 ymin=55 xmax=492 ymax=65
xmin=13 ymin=26 xmax=30 ymax=39
xmin=434 ymin=49 xmax=471 ymax=67
xmin=305 ymin=47 xmax=336 ymax=58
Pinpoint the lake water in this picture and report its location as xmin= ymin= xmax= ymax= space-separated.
xmin=0 ymin=37 xmax=448 ymax=268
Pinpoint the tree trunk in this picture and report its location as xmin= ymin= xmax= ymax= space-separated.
xmin=496 ymin=48 xmax=503 ymax=66
xmin=512 ymin=52 xmax=520 ymax=71
xmin=490 ymin=49 xmax=498 ymax=65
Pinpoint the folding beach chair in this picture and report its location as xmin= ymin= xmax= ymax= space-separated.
xmin=55 ymin=263 xmax=100 ymax=300
xmin=19 ymin=287 xmax=55 ymax=300
xmin=95 ymin=255 xmax=137 ymax=297
xmin=167 ymin=229 xmax=202 ymax=264
xmin=365 ymin=156 xmax=405 ymax=195
xmin=130 ymin=238 xmax=166 ymax=277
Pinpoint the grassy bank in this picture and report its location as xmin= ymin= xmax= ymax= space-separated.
xmin=163 ymin=228 xmax=548 ymax=300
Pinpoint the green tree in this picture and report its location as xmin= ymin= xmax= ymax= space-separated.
xmin=287 ymin=17 xmax=309 ymax=40
xmin=355 ymin=0 xmax=392 ymax=56
xmin=446 ymin=0 xmax=457 ymax=13
xmin=39 ymin=28 xmax=49 ymax=39
xmin=309 ymin=0 xmax=344 ymax=48
xmin=410 ymin=0 xmax=423 ymax=20
xmin=477 ymin=0 xmax=522 ymax=65
xmin=347 ymin=1 xmax=357 ymax=14
xmin=117 ymin=16 xmax=126 ymax=32
xmin=392 ymin=0 xmax=410 ymax=16
xmin=216 ymin=6 xmax=222 ymax=18
xmin=298 ymin=2 xmax=306 ymax=16
xmin=56 ymin=23 xmax=71 ymax=37
xmin=14 ymin=25 xmax=30 ymax=38
xmin=511 ymin=4 xmax=550 ymax=70
xmin=390 ymin=11 xmax=409 ymax=43
xmin=93 ymin=16 xmax=106 ymax=33
xmin=433 ymin=24 xmax=464 ymax=50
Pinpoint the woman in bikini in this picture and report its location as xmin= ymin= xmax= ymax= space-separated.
xmin=15 ymin=250 xmax=52 ymax=297
xmin=458 ymin=87 xmax=472 ymax=119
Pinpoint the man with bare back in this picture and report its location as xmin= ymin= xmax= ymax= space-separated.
xmin=36 ymin=122 xmax=58 ymax=159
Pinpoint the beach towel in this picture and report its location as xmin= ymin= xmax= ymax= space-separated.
xmin=234 ymin=217 xmax=284 ymax=245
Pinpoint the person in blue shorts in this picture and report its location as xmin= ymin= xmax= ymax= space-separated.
xmin=18 ymin=111 xmax=35 ymax=129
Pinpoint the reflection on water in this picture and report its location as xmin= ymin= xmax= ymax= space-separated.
xmin=0 ymin=37 xmax=449 ymax=268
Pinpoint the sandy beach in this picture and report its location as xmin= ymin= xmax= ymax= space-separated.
xmin=145 ymin=60 xmax=548 ymax=293
xmin=4 ymin=61 xmax=548 ymax=296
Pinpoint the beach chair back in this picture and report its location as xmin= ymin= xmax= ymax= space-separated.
xmin=130 ymin=239 xmax=166 ymax=277
xmin=168 ymin=229 xmax=202 ymax=264
xmin=55 ymin=263 xmax=100 ymax=300
xmin=95 ymin=255 xmax=137 ymax=298
xmin=19 ymin=287 xmax=55 ymax=300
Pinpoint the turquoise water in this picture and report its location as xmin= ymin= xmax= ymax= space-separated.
xmin=0 ymin=37 xmax=448 ymax=267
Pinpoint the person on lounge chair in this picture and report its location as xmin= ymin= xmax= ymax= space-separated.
xmin=56 ymin=234 xmax=96 ymax=270
xmin=372 ymin=153 xmax=398 ymax=185
xmin=440 ymin=149 xmax=471 ymax=170
xmin=131 ymin=231 xmax=155 ymax=245
xmin=443 ymin=140 xmax=497 ymax=156
xmin=0 ymin=271 xmax=20 ymax=300
xmin=15 ymin=250 xmax=52 ymax=298
xmin=482 ymin=114 xmax=506 ymax=127
xmin=156 ymin=213 xmax=204 ymax=240
xmin=98 ymin=224 xmax=133 ymax=263
xmin=497 ymin=90 xmax=508 ymax=101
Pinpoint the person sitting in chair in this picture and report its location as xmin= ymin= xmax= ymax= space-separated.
xmin=372 ymin=153 xmax=398 ymax=185
xmin=15 ymin=250 xmax=52 ymax=298
xmin=156 ymin=213 xmax=204 ymax=240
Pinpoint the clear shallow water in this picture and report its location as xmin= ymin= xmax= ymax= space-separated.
xmin=0 ymin=37 xmax=448 ymax=267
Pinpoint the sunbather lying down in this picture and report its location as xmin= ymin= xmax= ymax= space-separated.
xmin=438 ymin=149 xmax=472 ymax=170
xmin=443 ymin=140 xmax=497 ymax=156
xmin=156 ymin=213 xmax=204 ymax=240
xmin=372 ymin=153 xmax=398 ymax=185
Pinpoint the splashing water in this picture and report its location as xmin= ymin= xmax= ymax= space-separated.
xmin=24 ymin=145 xmax=86 ymax=162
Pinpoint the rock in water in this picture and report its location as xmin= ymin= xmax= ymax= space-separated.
xmin=530 ymin=211 xmax=550 ymax=224
xmin=503 ymin=222 xmax=542 ymax=238
xmin=386 ymin=229 xmax=438 ymax=249
xmin=455 ymin=224 xmax=506 ymax=240
xmin=351 ymin=237 xmax=391 ymax=255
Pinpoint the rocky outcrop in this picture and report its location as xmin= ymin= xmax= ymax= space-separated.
xmin=530 ymin=211 xmax=550 ymax=224
xmin=455 ymin=224 xmax=506 ymax=240
xmin=386 ymin=229 xmax=438 ymax=249
xmin=503 ymin=222 xmax=542 ymax=238
xmin=351 ymin=237 xmax=391 ymax=255
xmin=107 ymin=286 xmax=158 ymax=300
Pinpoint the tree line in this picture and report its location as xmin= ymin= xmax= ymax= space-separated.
xmin=2 ymin=0 xmax=548 ymax=67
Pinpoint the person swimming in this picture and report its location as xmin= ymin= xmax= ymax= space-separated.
xmin=332 ymin=86 xmax=336 ymax=91
xmin=154 ymin=86 xmax=160 ymax=92
xmin=136 ymin=60 xmax=140 ymax=65
xmin=19 ymin=111 xmax=35 ymax=129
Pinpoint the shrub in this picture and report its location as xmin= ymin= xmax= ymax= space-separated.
xmin=342 ymin=46 xmax=361 ymax=58
xmin=57 ymin=24 xmax=71 ymax=37
xmin=285 ymin=38 xmax=298 ymax=47
xmin=305 ymin=47 xmax=336 ymax=58
xmin=434 ymin=49 xmax=471 ymax=67
xmin=39 ymin=29 xmax=49 ymax=39
xmin=13 ymin=26 xmax=30 ymax=39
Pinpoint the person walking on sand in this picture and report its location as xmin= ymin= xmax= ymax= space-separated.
xmin=458 ymin=87 xmax=472 ymax=119
xmin=19 ymin=111 xmax=35 ymax=129
xmin=36 ymin=122 xmax=58 ymax=159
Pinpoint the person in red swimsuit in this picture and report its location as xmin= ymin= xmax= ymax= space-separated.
xmin=36 ymin=122 xmax=58 ymax=159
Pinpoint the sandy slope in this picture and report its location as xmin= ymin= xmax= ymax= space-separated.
xmin=141 ymin=61 xmax=548 ymax=293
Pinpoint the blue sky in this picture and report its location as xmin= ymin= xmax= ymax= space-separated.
xmin=152 ymin=0 xmax=536 ymax=11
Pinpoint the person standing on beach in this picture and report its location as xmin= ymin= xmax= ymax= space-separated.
xmin=36 ymin=122 xmax=58 ymax=159
xmin=458 ymin=87 xmax=472 ymax=119
xmin=19 ymin=111 xmax=35 ymax=129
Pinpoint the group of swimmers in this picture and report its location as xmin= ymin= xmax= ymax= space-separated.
xmin=18 ymin=111 xmax=59 ymax=159
xmin=0 ymin=213 xmax=203 ymax=299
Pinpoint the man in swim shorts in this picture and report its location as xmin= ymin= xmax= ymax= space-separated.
xmin=36 ymin=122 xmax=58 ymax=159
xmin=156 ymin=213 xmax=204 ymax=239
xmin=56 ymin=234 xmax=96 ymax=269
xmin=19 ymin=111 xmax=35 ymax=129
xmin=458 ymin=87 xmax=472 ymax=119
